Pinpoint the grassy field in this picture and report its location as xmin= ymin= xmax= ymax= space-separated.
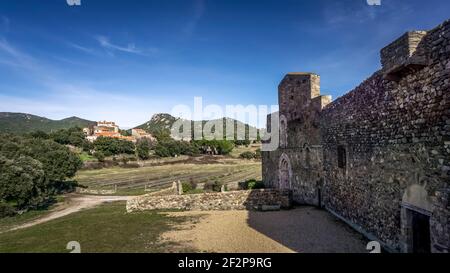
xmin=0 ymin=196 xmax=66 ymax=233
xmin=79 ymin=152 xmax=96 ymax=162
xmin=0 ymin=209 xmax=52 ymax=234
xmin=229 ymin=143 xmax=261 ymax=158
xmin=75 ymin=156 xmax=261 ymax=195
xmin=0 ymin=202 xmax=193 ymax=253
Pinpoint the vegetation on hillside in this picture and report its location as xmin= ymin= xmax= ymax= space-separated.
xmin=0 ymin=112 xmax=95 ymax=134
xmin=92 ymin=136 xmax=135 ymax=157
xmin=135 ymin=113 xmax=261 ymax=145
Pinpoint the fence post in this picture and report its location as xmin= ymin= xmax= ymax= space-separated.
xmin=177 ymin=180 xmax=183 ymax=195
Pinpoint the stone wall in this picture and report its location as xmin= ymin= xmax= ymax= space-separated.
xmin=320 ymin=19 xmax=449 ymax=252
xmin=76 ymin=187 xmax=116 ymax=195
xmin=262 ymin=19 xmax=450 ymax=253
xmin=126 ymin=189 xmax=292 ymax=213
xmin=381 ymin=31 xmax=428 ymax=73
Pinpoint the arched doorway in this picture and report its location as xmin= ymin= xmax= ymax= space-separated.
xmin=401 ymin=183 xmax=433 ymax=253
xmin=278 ymin=153 xmax=292 ymax=190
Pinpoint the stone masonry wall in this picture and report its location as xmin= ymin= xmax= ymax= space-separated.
xmin=262 ymin=19 xmax=450 ymax=253
xmin=320 ymin=19 xmax=450 ymax=252
xmin=381 ymin=31 xmax=428 ymax=73
xmin=126 ymin=189 xmax=292 ymax=213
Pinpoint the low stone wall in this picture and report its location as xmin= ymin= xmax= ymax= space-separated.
xmin=76 ymin=187 xmax=116 ymax=195
xmin=126 ymin=189 xmax=292 ymax=213
xmin=144 ymin=181 xmax=179 ymax=196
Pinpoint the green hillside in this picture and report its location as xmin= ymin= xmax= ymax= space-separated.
xmin=0 ymin=112 xmax=96 ymax=134
xmin=135 ymin=113 xmax=260 ymax=141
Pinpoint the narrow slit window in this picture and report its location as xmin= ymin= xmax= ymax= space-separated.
xmin=337 ymin=145 xmax=346 ymax=169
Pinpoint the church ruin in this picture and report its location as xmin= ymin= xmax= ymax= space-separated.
xmin=262 ymin=19 xmax=450 ymax=253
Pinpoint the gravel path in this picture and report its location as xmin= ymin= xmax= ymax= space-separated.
xmin=162 ymin=207 xmax=368 ymax=253
xmin=5 ymin=194 xmax=132 ymax=233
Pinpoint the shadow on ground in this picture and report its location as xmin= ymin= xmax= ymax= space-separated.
xmin=246 ymin=206 xmax=369 ymax=253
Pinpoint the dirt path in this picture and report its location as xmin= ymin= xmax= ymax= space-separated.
xmin=6 ymin=194 xmax=132 ymax=233
xmin=162 ymin=207 xmax=368 ymax=253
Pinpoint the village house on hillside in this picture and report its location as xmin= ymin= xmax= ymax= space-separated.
xmin=131 ymin=128 xmax=157 ymax=142
xmin=83 ymin=121 xmax=155 ymax=143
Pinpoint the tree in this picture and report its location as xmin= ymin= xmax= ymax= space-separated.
xmin=0 ymin=134 xmax=83 ymax=213
xmin=153 ymin=129 xmax=172 ymax=142
xmin=93 ymin=151 xmax=105 ymax=162
xmin=49 ymin=127 xmax=85 ymax=147
xmin=0 ymin=155 xmax=47 ymax=209
xmin=19 ymin=138 xmax=82 ymax=182
xmin=81 ymin=140 xmax=94 ymax=153
xmin=136 ymin=141 xmax=150 ymax=160
xmin=93 ymin=137 xmax=135 ymax=156
xmin=28 ymin=130 xmax=49 ymax=139
xmin=155 ymin=145 xmax=171 ymax=157
xmin=216 ymin=140 xmax=234 ymax=155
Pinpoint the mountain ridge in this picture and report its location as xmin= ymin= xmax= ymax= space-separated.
xmin=135 ymin=113 xmax=260 ymax=140
xmin=0 ymin=112 xmax=261 ymax=139
xmin=0 ymin=112 xmax=96 ymax=134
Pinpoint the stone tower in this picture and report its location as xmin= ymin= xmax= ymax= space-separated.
xmin=278 ymin=72 xmax=321 ymax=122
xmin=278 ymin=72 xmax=331 ymax=147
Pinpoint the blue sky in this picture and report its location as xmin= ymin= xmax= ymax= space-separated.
xmin=0 ymin=0 xmax=449 ymax=128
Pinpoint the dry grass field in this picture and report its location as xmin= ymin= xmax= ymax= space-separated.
xmin=75 ymin=155 xmax=262 ymax=195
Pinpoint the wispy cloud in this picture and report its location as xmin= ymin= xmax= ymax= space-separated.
xmin=67 ymin=42 xmax=96 ymax=55
xmin=0 ymin=38 xmax=164 ymax=127
xmin=94 ymin=35 xmax=156 ymax=56
xmin=182 ymin=0 xmax=206 ymax=37
xmin=0 ymin=38 xmax=39 ymax=71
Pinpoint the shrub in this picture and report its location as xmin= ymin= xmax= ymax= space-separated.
xmin=93 ymin=136 xmax=135 ymax=156
xmin=181 ymin=182 xmax=193 ymax=193
xmin=246 ymin=179 xmax=265 ymax=190
xmin=181 ymin=178 xmax=199 ymax=193
xmin=154 ymin=145 xmax=171 ymax=157
xmin=155 ymin=140 xmax=200 ymax=157
xmin=204 ymin=180 xmax=224 ymax=192
xmin=121 ymin=157 xmax=130 ymax=165
xmin=255 ymin=148 xmax=262 ymax=159
xmin=121 ymin=163 xmax=140 ymax=168
xmin=239 ymin=151 xmax=256 ymax=159
xmin=216 ymin=140 xmax=234 ymax=155
xmin=0 ymin=201 xmax=17 ymax=218
xmin=136 ymin=140 xmax=151 ymax=160
xmin=93 ymin=151 xmax=105 ymax=162
xmin=193 ymin=140 xmax=234 ymax=155
xmin=50 ymin=127 xmax=86 ymax=147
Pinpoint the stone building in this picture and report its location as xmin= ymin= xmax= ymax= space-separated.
xmin=262 ymin=19 xmax=450 ymax=253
